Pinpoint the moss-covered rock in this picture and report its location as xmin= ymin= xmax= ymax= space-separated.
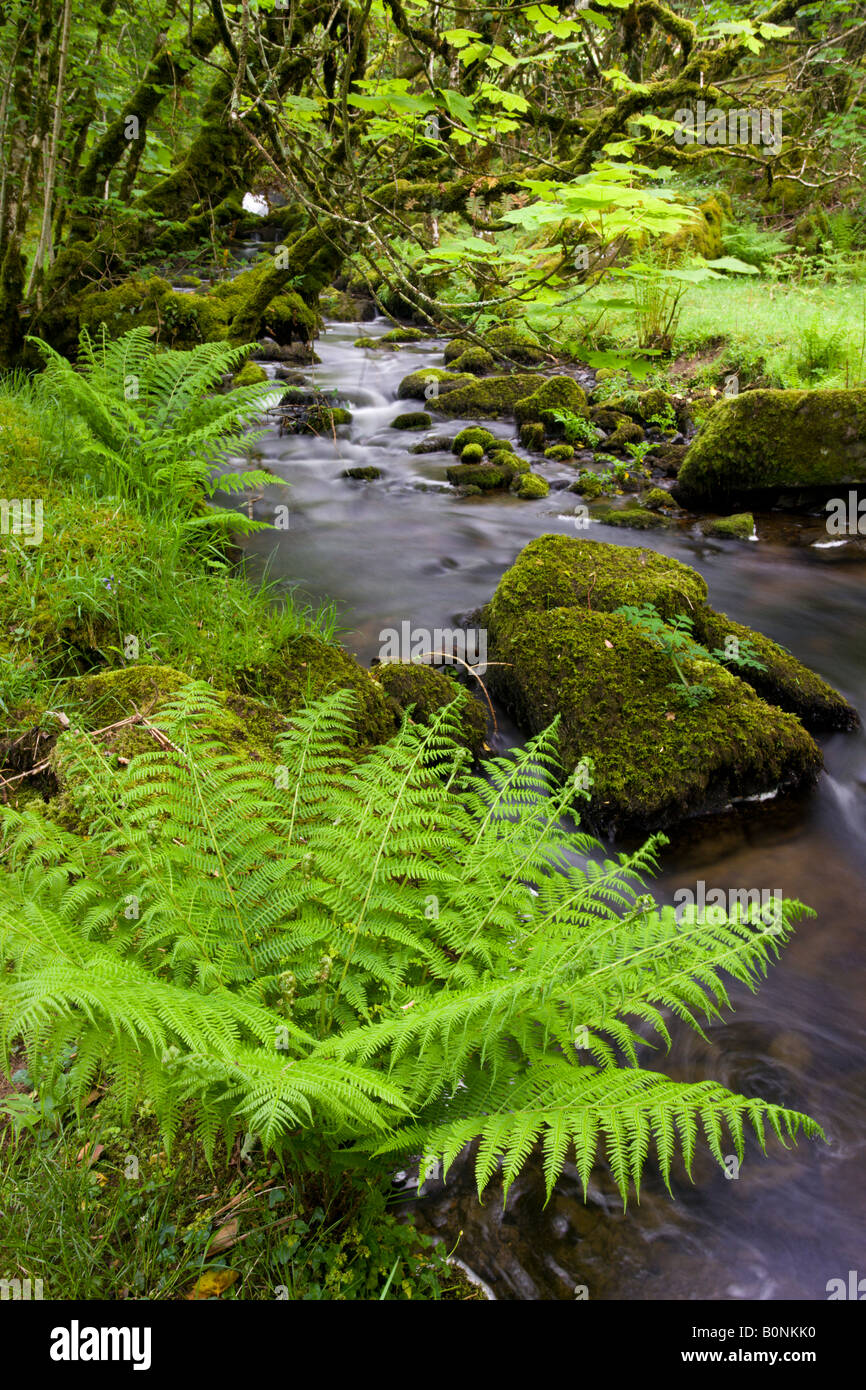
xmin=641 ymin=487 xmax=677 ymax=510
xmin=601 ymin=506 xmax=670 ymax=530
xmin=446 ymin=461 xmax=518 ymax=491
xmin=665 ymin=195 xmax=725 ymax=261
xmin=374 ymin=662 xmax=487 ymax=755
xmin=605 ymin=421 xmax=645 ymax=449
xmin=590 ymin=407 xmax=631 ymax=432
xmin=515 ymin=472 xmax=550 ymax=499
xmin=320 ymin=286 xmax=370 ymax=321
xmin=480 ymin=535 xmax=840 ymax=834
xmin=342 ymin=465 xmax=381 ymax=480
xmin=452 ymin=427 xmax=497 ymax=453
xmin=443 ymin=337 xmax=474 ymax=363
xmin=460 ymin=443 xmax=485 ymax=463
xmin=544 ymin=444 xmax=575 ymax=462
xmin=701 ymin=512 xmax=755 ymax=540
xmin=514 ymin=376 xmax=589 ymax=429
xmin=677 ymin=389 xmax=866 ymax=502
xmin=448 ymin=346 xmax=496 ymax=376
xmin=434 ymin=373 xmax=543 ymax=419
xmin=397 ymin=368 xmax=475 ymax=400
xmin=483 ymin=324 xmax=546 ymax=365
xmin=382 ymin=326 xmax=425 ymax=343
xmin=519 ymin=421 xmax=546 ymax=451
xmin=232 ymin=360 xmax=268 ymax=387
xmin=391 ymin=411 xmax=432 ymax=430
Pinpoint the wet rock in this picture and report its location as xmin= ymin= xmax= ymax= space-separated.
xmin=391 ymin=411 xmax=432 ymax=430
xmin=342 ymin=465 xmax=382 ymax=480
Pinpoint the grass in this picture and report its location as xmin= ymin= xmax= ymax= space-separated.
xmin=0 ymin=381 xmax=337 ymax=725
xmin=0 ymin=1087 xmax=474 ymax=1300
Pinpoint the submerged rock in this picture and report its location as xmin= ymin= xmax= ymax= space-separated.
xmin=677 ymin=388 xmax=866 ymax=503
xmin=480 ymin=535 xmax=857 ymax=836
xmin=701 ymin=512 xmax=755 ymax=540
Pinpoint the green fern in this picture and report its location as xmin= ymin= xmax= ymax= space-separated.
xmin=0 ymin=684 xmax=823 ymax=1204
xmin=27 ymin=327 xmax=278 ymax=540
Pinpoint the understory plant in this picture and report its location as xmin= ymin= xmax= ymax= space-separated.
xmin=27 ymin=327 xmax=277 ymax=544
xmin=0 ymin=684 xmax=819 ymax=1205
xmin=614 ymin=603 xmax=767 ymax=708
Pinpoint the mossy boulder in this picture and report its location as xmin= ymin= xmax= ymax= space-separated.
xmin=448 ymin=346 xmax=496 ymax=376
xmin=460 ymin=443 xmax=485 ymax=463
xmin=446 ymin=461 xmax=517 ymax=491
xmin=391 ymin=411 xmax=432 ymax=430
xmin=514 ymin=376 xmax=589 ymax=429
xmin=605 ymin=421 xmax=645 ymax=449
xmin=677 ymin=389 xmax=866 ymax=503
xmin=320 ymin=286 xmax=369 ymax=321
xmin=519 ymin=421 xmax=546 ymax=451
xmin=434 ymin=373 xmax=543 ymax=419
xmin=342 ymin=465 xmax=381 ymax=480
xmin=601 ymin=506 xmax=670 ymax=530
xmin=544 ymin=444 xmax=575 ymax=462
xmin=641 ymin=487 xmax=677 ymax=511
xmin=374 ymin=662 xmax=487 ymax=756
xmin=515 ymin=472 xmax=550 ymax=500
xmin=397 ymin=368 xmax=475 ymax=400
xmin=590 ymin=407 xmax=631 ymax=432
xmin=665 ymin=195 xmax=725 ymax=261
xmin=232 ymin=360 xmax=268 ymax=387
xmin=382 ymin=326 xmax=425 ymax=343
xmin=701 ymin=512 xmax=755 ymax=540
xmin=443 ymin=338 xmax=475 ymax=363
xmin=452 ymin=427 xmax=497 ymax=453
xmin=483 ymin=324 xmax=546 ymax=365
xmin=479 ymin=535 xmax=843 ymax=835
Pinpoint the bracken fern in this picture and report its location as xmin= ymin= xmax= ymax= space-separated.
xmin=0 ymin=683 xmax=823 ymax=1204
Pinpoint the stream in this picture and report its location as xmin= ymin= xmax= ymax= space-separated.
xmin=217 ymin=315 xmax=866 ymax=1302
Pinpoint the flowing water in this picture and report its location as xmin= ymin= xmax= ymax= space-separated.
xmin=218 ymin=316 xmax=866 ymax=1302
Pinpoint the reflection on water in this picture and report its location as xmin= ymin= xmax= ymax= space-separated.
xmin=219 ymin=318 xmax=866 ymax=1301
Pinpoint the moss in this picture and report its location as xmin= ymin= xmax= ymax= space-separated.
xmin=460 ymin=443 xmax=485 ymax=463
xmin=397 ymin=368 xmax=475 ymax=400
xmin=354 ymin=336 xmax=382 ymax=349
xmin=374 ymin=662 xmax=487 ymax=755
xmin=677 ymin=389 xmax=866 ymax=502
xmin=409 ymin=437 xmax=455 ymax=454
xmin=452 ymin=427 xmax=496 ymax=453
xmin=490 ymin=449 xmax=526 ymax=472
xmin=519 ymin=421 xmax=545 ymax=451
xmin=443 ymin=337 xmax=475 ymax=363
xmin=641 ymin=487 xmax=677 ymax=510
xmin=600 ymin=388 xmax=684 ymax=429
xmin=694 ymin=610 xmax=859 ymax=733
xmin=602 ymin=506 xmax=670 ymax=530
xmin=446 ymin=462 xmax=517 ymax=491
xmin=515 ymin=472 xmax=549 ymax=499
xmin=391 ymin=411 xmax=432 ymax=430
xmin=304 ymin=405 xmax=353 ymax=432
xmin=232 ymin=361 xmax=268 ymax=387
xmin=483 ymin=324 xmax=546 ymax=365
xmin=646 ymin=441 xmax=689 ymax=475
xmin=434 ymin=373 xmax=543 ymax=419
xmin=665 ymin=195 xmax=724 ymax=261
xmin=488 ymin=535 xmax=708 ymax=626
xmin=701 ymin=512 xmax=754 ymax=540
xmin=320 ymin=287 xmax=369 ymax=321
xmin=236 ymin=633 xmax=398 ymax=747
xmin=382 ymin=326 xmax=425 ymax=343
xmin=342 ymin=465 xmax=382 ymax=480
xmin=264 ymin=291 xmax=320 ymax=345
xmin=544 ymin=444 xmax=575 ymax=462
xmin=448 ymin=346 xmax=496 ymax=376
xmin=590 ymin=407 xmax=631 ymax=432
xmin=485 ymin=605 xmax=820 ymax=838
xmin=605 ymin=421 xmax=645 ymax=449
xmin=570 ymin=471 xmax=606 ymax=499
xmin=481 ymin=535 xmax=831 ymax=835
xmin=74 ymin=276 xmax=173 ymax=340
xmin=514 ymin=376 xmax=589 ymax=430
